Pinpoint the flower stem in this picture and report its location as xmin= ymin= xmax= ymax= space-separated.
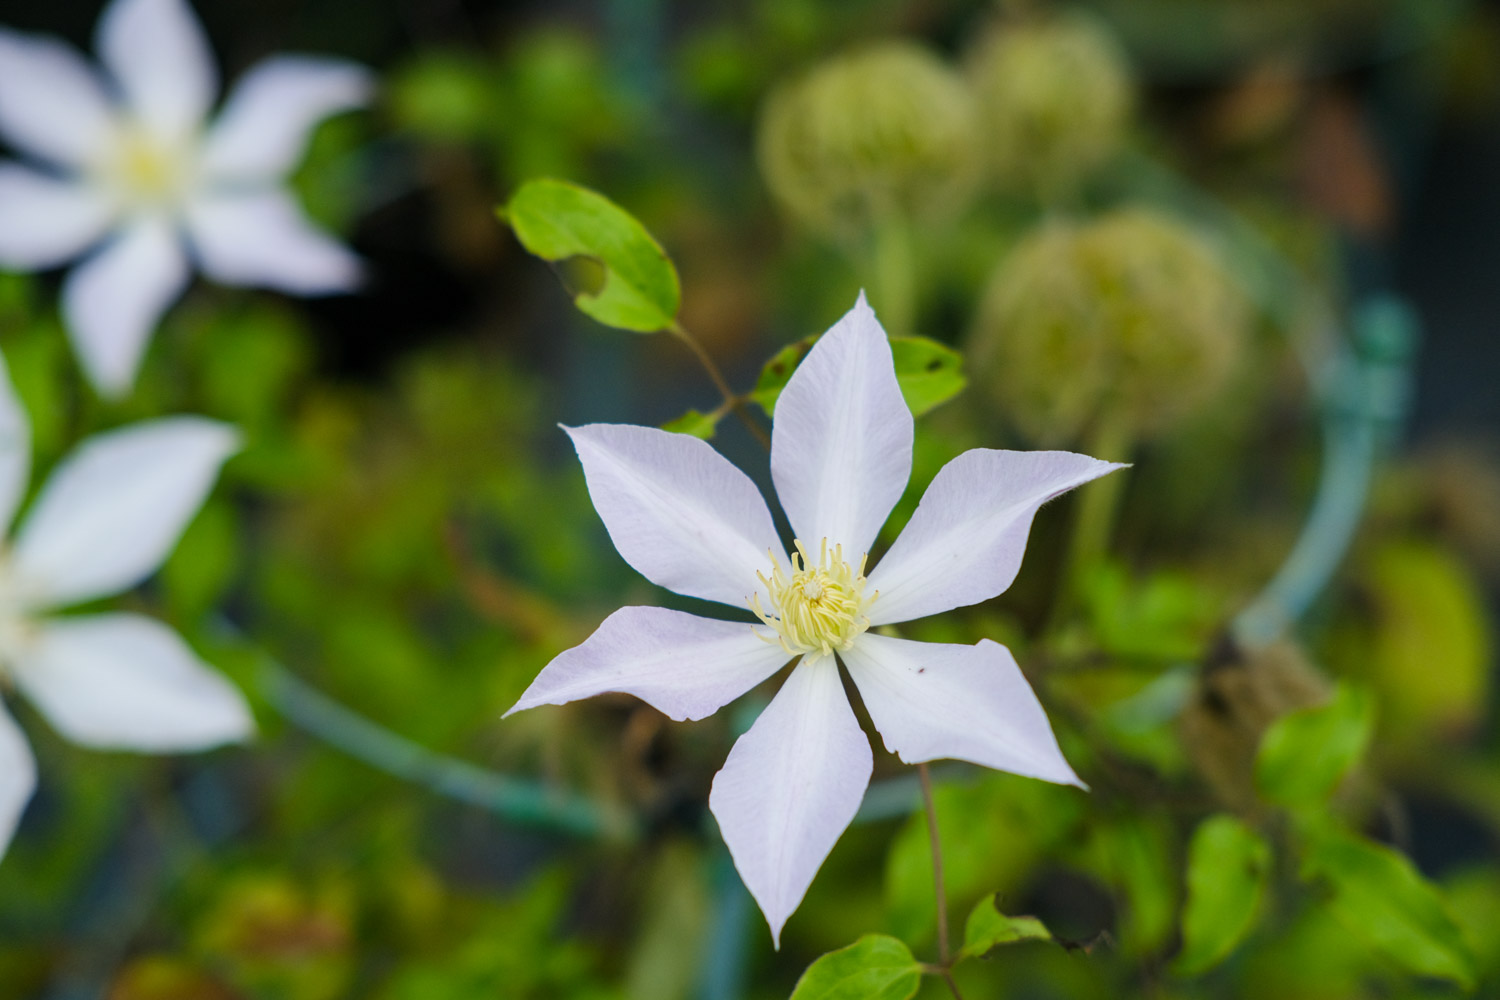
xmin=870 ymin=209 xmax=916 ymax=339
xmin=1051 ymin=417 xmax=1133 ymax=631
xmin=917 ymin=763 xmax=952 ymax=966
xmin=668 ymin=320 xmax=770 ymax=449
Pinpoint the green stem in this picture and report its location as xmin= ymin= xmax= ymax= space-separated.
xmin=870 ymin=210 xmax=917 ymax=338
xmin=668 ymin=321 xmax=770 ymax=449
xmin=1052 ymin=418 xmax=1134 ymax=629
xmin=918 ymin=764 xmax=953 ymax=966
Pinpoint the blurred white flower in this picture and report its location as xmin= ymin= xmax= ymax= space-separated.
xmin=0 ymin=0 xmax=372 ymax=397
xmin=507 ymin=294 xmax=1123 ymax=945
xmin=0 ymin=352 xmax=251 ymax=860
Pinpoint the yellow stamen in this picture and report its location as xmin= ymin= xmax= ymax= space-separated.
xmin=750 ymin=538 xmax=876 ymax=656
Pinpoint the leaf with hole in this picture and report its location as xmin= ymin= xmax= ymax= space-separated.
xmin=751 ymin=335 xmax=966 ymax=418
xmin=501 ymin=178 xmax=680 ymax=332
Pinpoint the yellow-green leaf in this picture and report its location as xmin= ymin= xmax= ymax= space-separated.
xmin=660 ymin=408 xmax=723 ymax=440
xmin=1302 ymin=829 xmax=1477 ymax=990
xmin=1173 ymin=814 xmax=1270 ymax=976
xmin=789 ymin=935 xmax=923 ymax=1000
xmin=751 ymin=335 xmax=966 ymax=418
xmin=502 ymin=179 xmax=680 ymax=332
xmin=959 ymin=895 xmax=1051 ymax=961
xmin=1255 ymin=682 xmax=1373 ymax=810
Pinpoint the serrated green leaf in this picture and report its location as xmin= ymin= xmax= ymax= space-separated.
xmin=502 ymin=179 xmax=680 ymax=332
xmin=1302 ymin=830 xmax=1477 ymax=990
xmin=751 ymin=335 xmax=966 ymax=418
xmin=1173 ymin=814 xmax=1270 ymax=976
xmin=789 ymin=935 xmax=923 ymax=1000
xmin=1256 ymin=682 xmax=1373 ymax=809
xmin=660 ymin=408 xmax=723 ymax=439
xmin=959 ymin=895 xmax=1051 ymax=961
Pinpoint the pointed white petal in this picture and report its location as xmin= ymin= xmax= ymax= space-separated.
xmin=200 ymin=56 xmax=373 ymax=182
xmin=844 ymin=634 xmax=1082 ymax=786
xmin=185 ymin=190 xmax=361 ymax=295
xmin=0 ymin=28 xmax=116 ymax=167
xmin=0 ymin=349 xmax=31 ymax=536
xmin=96 ymin=0 xmax=216 ymax=139
xmin=12 ymin=417 xmax=238 ymax=608
xmin=13 ymin=613 xmax=253 ymax=751
xmin=60 ymin=216 xmax=189 ymax=397
xmin=564 ymin=423 xmax=786 ymax=610
xmin=770 ymin=293 xmax=913 ymax=559
xmin=506 ymin=606 xmax=790 ymax=722
xmin=708 ymin=656 xmax=871 ymax=947
xmin=867 ymin=449 xmax=1124 ymax=626
xmin=0 ymin=702 xmax=37 ymax=860
xmin=0 ymin=164 xmax=117 ymax=270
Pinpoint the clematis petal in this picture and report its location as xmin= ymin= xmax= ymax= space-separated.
xmin=96 ymin=0 xmax=216 ymax=140
xmin=185 ymin=190 xmax=362 ymax=295
xmin=770 ymin=293 xmax=913 ymax=559
xmin=843 ymin=634 xmax=1082 ymax=786
xmin=708 ymin=655 xmax=872 ymax=946
xmin=11 ymin=416 xmax=238 ymax=609
xmin=199 ymin=57 xmax=373 ymax=182
xmin=12 ymin=613 xmax=253 ymax=751
xmin=0 ymin=349 xmax=31 ymax=536
xmin=0 ymin=164 xmax=117 ymax=270
xmin=0 ymin=28 xmax=116 ymax=167
xmin=61 ymin=216 xmax=190 ymax=398
xmin=867 ymin=449 xmax=1123 ymax=626
xmin=0 ymin=702 xmax=37 ymax=860
xmin=505 ymin=606 xmax=791 ymax=722
xmin=564 ymin=423 xmax=786 ymax=609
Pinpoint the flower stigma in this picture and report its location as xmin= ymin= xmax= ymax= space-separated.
xmin=751 ymin=538 xmax=874 ymax=656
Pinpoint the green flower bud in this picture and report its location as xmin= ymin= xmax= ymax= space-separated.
xmin=966 ymin=13 xmax=1134 ymax=197
xmin=756 ymin=42 xmax=980 ymax=237
xmin=971 ymin=207 xmax=1249 ymax=443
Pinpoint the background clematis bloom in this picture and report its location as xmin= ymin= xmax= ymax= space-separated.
xmin=0 ymin=0 xmax=371 ymax=397
xmin=0 ymin=352 xmax=252 ymax=860
xmin=507 ymin=294 xmax=1124 ymax=944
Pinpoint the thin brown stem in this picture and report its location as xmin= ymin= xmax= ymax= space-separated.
xmin=941 ymin=970 xmax=968 ymax=1000
xmin=918 ymin=763 xmax=951 ymax=965
xmin=668 ymin=321 xmax=771 ymax=449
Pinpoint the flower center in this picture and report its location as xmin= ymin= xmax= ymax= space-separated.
xmin=104 ymin=127 xmax=192 ymax=208
xmin=751 ymin=538 xmax=874 ymax=656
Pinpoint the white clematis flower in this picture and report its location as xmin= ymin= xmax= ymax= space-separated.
xmin=0 ymin=352 xmax=252 ymax=860
xmin=508 ymin=294 xmax=1124 ymax=944
xmin=0 ymin=0 xmax=372 ymax=397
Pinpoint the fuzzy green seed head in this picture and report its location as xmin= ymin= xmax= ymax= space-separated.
xmin=966 ymin=13 xmax=1134 ymax=198
xmin=756 ymin=41 xmax=980 ymax=237
xmin=971 ymin=207 xmax=1249 ymax=442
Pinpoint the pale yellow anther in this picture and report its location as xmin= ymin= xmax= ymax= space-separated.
xmin=750 ymin=538 xmax=875 ymax=657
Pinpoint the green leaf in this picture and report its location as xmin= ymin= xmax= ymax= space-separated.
xmin=749 ymin=336 xmax=814 ymax=414
xmin=1173 ymin=814 xmax=1270 ymax=976
xmin=1302 ymin=830 xmax=1477 ymax=990
xmin=959 ymin=895 xmax=1051 ymax=961
xmin=660 ymin=407 xmax=723 ymax=440
xmin=888 ymin=337 xmax=966 ymax=416
xmin=789 ymin=935 xmax=923 ymax=1000
xmin=751 ymin=335 xmax=966 ymax=418
xmin=502 ymin=179 xmax=680 ymax=332
xmin=1255 ymin=682 xmax=1373 ymax=809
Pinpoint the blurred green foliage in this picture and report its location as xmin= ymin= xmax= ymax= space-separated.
xmin=0 ymin=0 xmax=1496 ymax=998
